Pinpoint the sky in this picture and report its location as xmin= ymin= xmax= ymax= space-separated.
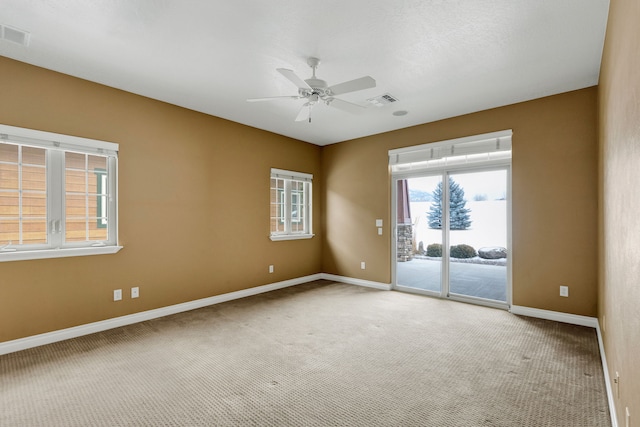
xmin=409 ymin=170 xmax=507 ymax=201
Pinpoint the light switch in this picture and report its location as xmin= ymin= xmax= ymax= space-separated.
xmin=378 ymin=227 xmax=383 ymax=235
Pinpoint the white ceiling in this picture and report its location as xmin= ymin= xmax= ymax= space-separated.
xmin=0 ymin=1 xmax=610 ymax=146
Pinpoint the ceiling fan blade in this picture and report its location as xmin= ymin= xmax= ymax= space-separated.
xmin=329 ymin=76 xmax=376 ymax=95
xmin=327 ymin=98 xmax=367 ymax=114
xmin=277 ymin=68 xmax=312 ymax=90
xmin=295 ymin=103 xmax=311 ymax=122
xmin=247 ymin=95 xmax=301 ymax=102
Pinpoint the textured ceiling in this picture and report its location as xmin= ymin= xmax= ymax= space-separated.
xmin=0 ymin=1 xmax=609 ymax=146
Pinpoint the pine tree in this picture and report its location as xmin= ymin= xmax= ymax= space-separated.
xmin=427 ymin=177 xmax=472 ymax=230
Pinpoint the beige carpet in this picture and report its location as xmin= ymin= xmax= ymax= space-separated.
xmin=0 ymin=280 xmax=611 ymax=426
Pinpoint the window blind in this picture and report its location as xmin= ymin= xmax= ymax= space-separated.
xmin=271 ymin=168 xmax=312 ymax=182
xmin=0 ymin=124 xmax=118 ymax=156
xmin=389 ymin=130 xmax=512 ymax=173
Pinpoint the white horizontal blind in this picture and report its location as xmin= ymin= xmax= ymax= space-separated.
xmin=270 ymin=168 xmax=312 ymax=182
xmin=0 ymin=124 xmax=118 ymax=156
xmin=389 ymin=130 xmax=512 ymax=173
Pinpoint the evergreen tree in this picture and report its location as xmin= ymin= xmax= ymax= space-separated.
xmin=427 ymin=177 xmax=472 ymax=230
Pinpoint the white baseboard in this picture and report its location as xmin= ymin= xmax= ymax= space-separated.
xmin=4 ymin=276 xmax=616 ymax=427
xmin=510 ymin=305 xmax=599 ymax=328
xmin=0 ymin=274 xmax=322 ymax=356
xmin=320 ymin=273 xmax=392 ymax=291
xmin=596 ymin=322 xmax=618 ymax=427
xmin=0 ymin=275 xmax=619 ymax=427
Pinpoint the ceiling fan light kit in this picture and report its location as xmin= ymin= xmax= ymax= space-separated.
xmin=247 ymin=57 xmax=376 ymax=123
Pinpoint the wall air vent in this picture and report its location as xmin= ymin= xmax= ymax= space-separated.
xmin=1 ymin=25 xmax=31 ymax=47
xmin=367 ymin=93 xmax=399 ymax=107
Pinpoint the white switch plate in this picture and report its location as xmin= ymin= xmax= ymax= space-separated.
xmin=361 ymin=261 xmax=366 ymax=270
xmin=375 ymin=219 xmax=383 ymax=227
xmin=559 ymin=286 xmax=569 ymax=297
xmin=377 ymin=227 xmax=383 ymax=235
xmin=269 ymin=265 xmax=274 ymax=273
xmin=113 ymin=289 xmax=122 ymax=301
xmin=131 ymin=287 xmax=139 ymax=298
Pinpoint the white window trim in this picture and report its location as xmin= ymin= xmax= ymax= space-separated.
xmin=270 ymin=168 xmax=314 ymax=241
xmin=0 ymin=124 xmax=122 ymax=262
xmin=270 ymin=233 xmax=314 ymax=242
xmin=0 ymin=245 xmax=122 ymax=262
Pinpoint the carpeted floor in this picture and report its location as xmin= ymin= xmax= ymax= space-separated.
xmin=0 ymin=280 xmax=611 ymax=426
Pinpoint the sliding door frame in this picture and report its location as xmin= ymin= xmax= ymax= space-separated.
xmin=391 ymin=161 xmax=512 ymax=310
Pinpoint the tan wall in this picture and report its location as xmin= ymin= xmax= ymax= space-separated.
xmin=0 ymin=57 xmax=322 ymax=343
xmin=322 ymin=87 xmax=598 ymax=316
xmin=598 ymin=0 xmax=640 ymax=423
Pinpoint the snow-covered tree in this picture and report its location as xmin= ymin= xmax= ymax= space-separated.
xmin=427 ymin=177 xmax=472 ymax=230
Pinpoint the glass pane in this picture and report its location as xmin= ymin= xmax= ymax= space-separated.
xmin=66 ymin=194 xmax=87 ymax=218
xmin=22 ymin=166 xmax=46 ymax=191
xmin=0 ymin=143 xmax=18 ymax=163
xmin=65 ymin=169 xmax=86 ymax=193
xmin=0 ymin=164 xmax=18 ymax=190
xmin=22 ymin=193 xmax=46 ymax=217
xmin=89 ymin=226 xmax=108 ymax=241
xmin=448 ymin=170 xmax=507 ymax=302
xmin=95 ymin=216 xmax=108 ymax=229
xmin=88 ymin=155 xmax=107 ymax=173
xmin=91 ymin=171 xmax=107 ymax=196
xmin=64 ymin=155 xmax=110 ymax=243
xmin=291 ymin=220 xmax=304 ymax=233
xmin=396 ymin=176 xmax=443 ymax=293
xmin=270 ymin=178 xmax=285 ymax=234
xmin=65 ymin=152 xmax=86 ymax=170
xmin=91 ymin=195 xmax=107 ymax=219
xmin=65 ymin=219 xmax=87 ymax=242
xmin=291 ymin=192 xmax=300 ymax=222
xmin=22 ymin=219 xmax=47 ymax=244
xmin=0 ymin=219 xmax=19 ymax=245
xmin=22 ymin=147 xmax=46 ymax=166
xmin=0 ymin=193 xmax=19 ymax=217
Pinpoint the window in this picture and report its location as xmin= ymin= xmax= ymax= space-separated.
xmin=270 ymin=168 xmax=313 ymax=241
xmin=0 ymin=124 xmax=121 ymax=261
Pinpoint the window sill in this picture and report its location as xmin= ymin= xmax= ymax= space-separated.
xmin=270 ymin=234 xmax=315 ymax=241
xmin=0 ymin=246 xmax=123 ymax=262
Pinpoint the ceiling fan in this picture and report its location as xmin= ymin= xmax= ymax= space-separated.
xmin=247 ymin=57 xmax=376 ymax=123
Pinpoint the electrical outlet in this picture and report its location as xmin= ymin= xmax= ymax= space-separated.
xmin=361 ymin=261 xmax=366 ymax=270
xmin=131 ymin=287 xmax=139 ymax=298
xmin=269 ymin=265 xmax=274 ymax=273
xmin=113 ymin=289 xmax=122 ymax=301
xmin=559 ymin=285 xmax=569 ymax=297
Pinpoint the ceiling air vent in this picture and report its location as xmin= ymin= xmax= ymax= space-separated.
xmin=1 ymin=25 xmax=31 ymax=47
xmin=367 ymin=93 xmax=399 ymax=107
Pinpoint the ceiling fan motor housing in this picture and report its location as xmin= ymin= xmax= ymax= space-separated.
xmin=301 ymin=78 xmax=330 ymax=98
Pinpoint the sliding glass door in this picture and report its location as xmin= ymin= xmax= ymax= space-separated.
xmin=395 ymin=175 xmax=443 ymax=295
xmin=447 ymin=169 xmax=508 ymax=303
xmin=393 ymin=166 xmax=510 ymax=308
